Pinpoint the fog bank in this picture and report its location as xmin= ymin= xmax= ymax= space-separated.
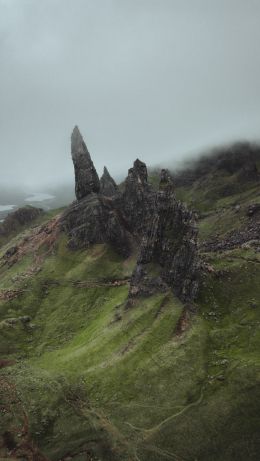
xmin=1 ymin=0 xmax=260 ymax=187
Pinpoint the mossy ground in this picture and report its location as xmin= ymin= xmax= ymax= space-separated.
xmin=1 ymin=185 xmax=260 ymax=460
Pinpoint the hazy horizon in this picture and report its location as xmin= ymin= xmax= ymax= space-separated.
xmin=1 ymin=0 xmax=260 ymax=187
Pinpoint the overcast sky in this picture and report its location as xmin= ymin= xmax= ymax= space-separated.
xmin=1 ymin=0 xmax=260 ymax=187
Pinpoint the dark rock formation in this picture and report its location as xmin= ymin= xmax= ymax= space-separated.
xmin=129 ymin=170 xmax=199 ymax=302
xmin=100 ymin=167 xmax=118 ymax=197
xmin=64 ymin=128 xmax=200 ymax=302
xmin=62 ymin=194 xmax=131 ymax=257
xmin=71 ymin=126 xmax=100 ymax=200
xmin=0 ymin=206 xmax=43 ymax=237
xmin=63 ymin=128 xmax=131 ymax=256
xmin=121 ymin=159 xmax=155 ymax=237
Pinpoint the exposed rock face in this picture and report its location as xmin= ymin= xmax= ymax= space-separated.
xmin=62 ymin=194 xmax=131 ymax=257
xmin=121 ymin=159 xmax=155 ymax=237
xmin=129 ymin=170 xmax=199 ymax=302
xmin=100 ymin=167 xmax=118 ymax=197
xmin=71 ymin=126 xmax=100 ymax=200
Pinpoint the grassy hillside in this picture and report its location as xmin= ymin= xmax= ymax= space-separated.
xmin=1 ymin=160 xmax=260 ymax=460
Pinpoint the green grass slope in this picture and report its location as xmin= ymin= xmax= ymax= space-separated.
xmin=0 ymin=190 xmax=260 ymax=460
xmin=172 ymin=157 xmax=260 ymax=243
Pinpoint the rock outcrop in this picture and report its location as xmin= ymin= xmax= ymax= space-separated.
xmin=100 ymin=167 xmax=118 ymax=197
xmin=121 ymin=159 xmax=155 ymax=237
xmin=63 ymin=127 xmax=200 ymax=302
xmin=129 ymin=170 xmax=199 ymax=302
xmin=62 ymin=194 xmax=131 ymax=257
xmin=71 ymin=126 xmax=100 ymax=200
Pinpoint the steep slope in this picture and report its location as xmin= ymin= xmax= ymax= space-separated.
xmin=0 ymin=138 xmax=260 ymax=461
xmin=1 ymin=227 xmax=259 ymax=461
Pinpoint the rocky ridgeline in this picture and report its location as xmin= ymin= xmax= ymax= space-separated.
xmin=62 ymin=127 xmax=200 ymax=302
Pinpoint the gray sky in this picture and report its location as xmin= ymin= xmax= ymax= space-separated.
xmin=1 ymin=0 xmax=260 ymax=187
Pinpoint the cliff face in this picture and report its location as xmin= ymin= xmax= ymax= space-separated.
xmin=129 ymin=170 xmax=199 ymax=302
xmin=63 ymin=127 xmax=200 ymax=302
xmin=121 ymin=159 xmax=156 ymax=237
xmin=62 ymin=194 xmax=131 ymax=257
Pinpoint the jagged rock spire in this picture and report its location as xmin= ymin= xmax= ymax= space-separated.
xmin=71 ymin=126 xmax=100 ymax=200
xmin=122 ymin=158 xmax=155 ymax=236
xmin=100 ymin=166 xmax=118 ymax=197
xmin=127 ymin=158 xmax=148 ymax=184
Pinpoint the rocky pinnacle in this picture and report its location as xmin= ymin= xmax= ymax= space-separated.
xmin=71 ymin=126 xmax=100 ymax=200
xmin=100 ymin=166 xmax=118 ymax=197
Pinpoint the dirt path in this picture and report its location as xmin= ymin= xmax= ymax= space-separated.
xmin=124 ymin=388 xmax=204 ymax=437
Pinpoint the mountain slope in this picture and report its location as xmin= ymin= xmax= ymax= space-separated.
xmin=1 ymin=231 xmax=259 ymax=460
xmin=0 ymin=142 xmax=260 ymax=461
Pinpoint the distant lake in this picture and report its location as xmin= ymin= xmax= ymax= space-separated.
xmin=25 ymin=193 xmax=55 ymax=202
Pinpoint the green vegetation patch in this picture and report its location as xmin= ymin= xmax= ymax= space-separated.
xmin=1 ymin=210 xmax=260 ymax=460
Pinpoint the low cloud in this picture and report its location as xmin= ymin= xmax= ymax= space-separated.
xmin=1 ymin=0 xmax=260 ymax=186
